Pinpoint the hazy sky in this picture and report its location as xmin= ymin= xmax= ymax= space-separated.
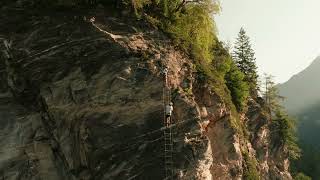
xmin=215 ymin=0 xmax=320 ymax=83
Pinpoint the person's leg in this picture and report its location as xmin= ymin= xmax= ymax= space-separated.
xmin=165 ymin=116 xmax=169 ymax=127
xmin=167 ymin=116 xmax=171 ymax=126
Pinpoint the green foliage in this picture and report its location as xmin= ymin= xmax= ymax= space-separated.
xmin=225 ymin=63 xmax=249 ymax=111
xmin=129 ymin=0 xmax=152 ymax=17
xmin=292 ymin=143 xmax=320 ymax=179
xmin=243 ymin=152 xmax=260 ymax=180
xmin=233 ymin=28 xmax=258 ymax=94
xmin=264 ymin=75 xmax=301 ymax=160
xmin=121 ymin=0 xmax=219 ymax=63
xmin=291 ymin=101 xmax=320 ymax=178
xmin=270 ymin=110 xmax=301 ymax=160
xmin=294 ymin=173 xmax=312 ymax=180
xmin=183 ymin=87 xmax=193 ymax=96
xmin=212 ymin=40 xmax=232 ymax=77
xmin=210 ymin=40 xmax=249 ymax=112
xmin=165 ymin=2 xmax=216 ymax=63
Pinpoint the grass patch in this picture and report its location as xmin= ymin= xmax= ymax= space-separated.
xmin=243 ymin=151 xmax=260 ymax=180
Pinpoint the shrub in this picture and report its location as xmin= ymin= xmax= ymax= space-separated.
xmin=165 ymin=2 xmax=216 ymax=63
xmin=270 ymin=110 xmax=301 ymax=160
xmin=212 ymin=40 xmax=232 ymax=77
xmin=225 ymin=63 xmax=249 ymax=111
xmin=243 ymin=152 xmax=260 ymax=180
xmin=125 ymin=0 xmax=220 ymax=63
xmin=294 ymin=173 xmax=312 ymax=180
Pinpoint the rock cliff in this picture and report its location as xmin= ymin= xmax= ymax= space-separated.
xmin=0 ymin=4 xmax=292 ymax=180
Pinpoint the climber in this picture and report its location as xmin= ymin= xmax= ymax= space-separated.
xmin=165 ymin=102 xmax=174 ymax=126
xmin=162 ymin=67 xmax=168 ymax=86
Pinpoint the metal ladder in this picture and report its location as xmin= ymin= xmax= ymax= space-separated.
xmin=163 ymin=71 xmax=174 ymax=180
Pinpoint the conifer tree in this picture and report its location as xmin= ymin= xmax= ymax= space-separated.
xmin=233 ymin=28 xmax=258 ymax=94
xmin=263 ymin=74 xmax=301 ymax=159
xmin=263 ymin=74 xmax=284 ymax=112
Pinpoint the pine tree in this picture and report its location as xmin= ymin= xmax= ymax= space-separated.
xmin=233 ymin=28 xmax=258 ymax=94
xmin=263 ymin=74 xmax=284 ymax=112
xmin=263 ymin=74 xmax=301 ymax=160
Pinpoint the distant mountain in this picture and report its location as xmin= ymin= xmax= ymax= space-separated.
xmin=279 ymin=56 xmax=320 ymax=144
xmin=279 ymin=56 xmax=320 ymax=179
xmin=279 ymin=56 xmax=320 ymax=114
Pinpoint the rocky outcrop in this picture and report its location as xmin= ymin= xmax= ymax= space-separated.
xmin=0 ymin=5 xmax=292 ymax=180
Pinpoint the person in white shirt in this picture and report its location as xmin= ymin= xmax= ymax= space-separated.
xmin=162 ymin=67 xmax=168 ymax=86
xmin=165 ymin=102 xmax=173 ymax=126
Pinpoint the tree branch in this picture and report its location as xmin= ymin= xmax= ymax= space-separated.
xmin=175 ymin=0 xmax=204 ymax=12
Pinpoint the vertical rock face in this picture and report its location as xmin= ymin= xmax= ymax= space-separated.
xmin=0 ymin=6 xmax=292 ymax=180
